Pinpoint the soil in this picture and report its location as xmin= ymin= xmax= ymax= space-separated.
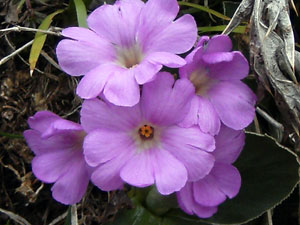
xmin=0 ymin=0 xmax=132 ymax=224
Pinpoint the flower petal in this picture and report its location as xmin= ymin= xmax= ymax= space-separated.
xmin=32 ymin=150 xmax=74 ymax=183
xmin=51 ymin=155 xmax=89 ymax=204
xmin=62 ymin=27 xmax=105 ymax=46
xmin=56 ymin=39 xmax=115 ymax=76
xmin=115 ymin=0 xmax=144 ymax=46
xmin=104 ymin=69 xmax=140 ymax=106
xmin=211 ymin=163 xmax=241 ymax=198
xmin=204 ymin=35 xmax=232 ymax=53
xmin=162 ymin=126 xmax=215 ymax=181
xmin=197 ymin=96 xmax=221 ymax=135
xmin=196 ymin=36 xmax=210 ymax=48
xmin=178 ymin=95 xmax=200 ymax=128
xmin=144 ymin=14 xmax=197 ymax=54
xmin=138 ymin=0 xmax=179 ymax=48
xmin=202 ymin=52 xmax=234 ymax=64
xmin=87 ymin=4 xmax=119 ymax=44
xmin=208 ymin=81 xmax=256 ymax=130
xmin=120 ymin=150 xmax=155 ymax=188
xmin=133 ymin=59 xmax=162 ymax=85
xmin=213 ymin=125 xmax=245 ymax=164
xmin=27 ymin=111 xmax=60 ymax=133
xmin=152 ymin=149 xmax=188 ymax=195
xmin=177 ymin=183 xmax=218 ymax=218
xmin=81 ymin=98 xmax=142 ymax=132
xmin=91 ymin=165 xmax=123 ymax=191
xmin=192 ymin=203 xmax=218 ymax=218
xmin=41 ymin=119 xmax=82 ymax=139
xmin=91 ymin=149 xmax=134 ymax=191
xmin=24 ymin=130 xmax=83 ymax=155
xmin=87 ymin=0 xmax=143 ymax=47
xmin=76 ymin=64 xmax=120 ymax=99
xmin=83 ymin=129 xmax=135 ymax=167
xmin=176 ymin=183 xmax=194 ymax=215
xmin=205 ymin=52 xmax=249 ymax=80
xmin=141 ymin=73 xmax=195 ymax=126
xmin=147 ymin=52 xmax=186 ymax=68
xmin=24 ymin=130 xmax=47 ymax=155
xmin=179 ymin=46 xmax=205 ymax=79
xmin=193 ymin=175 xmax=227 ymax=207
xmin=162 ymin=126 xmax=215 ymax=152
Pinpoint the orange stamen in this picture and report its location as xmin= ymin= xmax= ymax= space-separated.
xmin=139 ymin=125 xmax=154 ymax=139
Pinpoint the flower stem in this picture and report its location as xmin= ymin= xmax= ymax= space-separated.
xmin=0 ymin=132 xmax=24 ymax=139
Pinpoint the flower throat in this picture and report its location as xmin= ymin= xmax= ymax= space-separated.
xmin=117 ymin=44 xmax=143 ymax=69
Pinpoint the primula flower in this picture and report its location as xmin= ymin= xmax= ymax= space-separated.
xmin=24 ymin=111 xmax=90 ymax=205
xmin=179 ymin=35 xmax=256 ymax=135
xmin=177 ymin=125 xmax=245 ymax=218
xmin=81 ymin=72 xmax=215 ymax=195
xmin=56 ymin=0 xmax=197 ymax=107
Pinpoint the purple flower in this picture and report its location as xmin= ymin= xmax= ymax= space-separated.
xmin=24 ymin=111 xmax=90 ymax=205
xmin=177 ymin=125 xmax=245 ymax=218
xmin=179 ymin=35 xmax=256 ymax=135
xmin=56 ymin=0 xmax=197 ymax=107
xmin=81 ymin=72 xmax=215 ymax=195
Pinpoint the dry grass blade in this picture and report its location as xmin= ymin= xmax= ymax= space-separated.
xmin=198 ymin=25 xmax=246 ymax=33
xmin=48 ymin=211 xmax=68 ymax=225
xmin=178 ymin=1 xmax=231 ymax=21
xmin=290 ymin=0 xmax=298 ymax=16
xmin=267 ymin=210 xmax=274 ymax=225
xmin=0 ymin=208 xmax=32 ymax=225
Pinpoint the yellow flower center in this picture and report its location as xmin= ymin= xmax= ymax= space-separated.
xmin=139 ymin=124 xmax=154 ymax=139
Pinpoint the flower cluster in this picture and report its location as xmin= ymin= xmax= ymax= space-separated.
xmin=24 ymin=0 xmax=256 ymax=219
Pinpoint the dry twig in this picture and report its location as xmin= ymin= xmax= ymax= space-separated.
xmin=0 ymin=40 xmax=34 ymax=66
xmin=0 ymin=26 xmax=61 ymax=36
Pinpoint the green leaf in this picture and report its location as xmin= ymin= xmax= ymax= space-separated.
xmin=145 ymin=186 xmax=178 ymax=216
xmin=0 ymin=132 xmax=23 ymax=139
xmin=198 ymin=25 xmax=246 ymax=34
xmin=103 ymin=205 xmax=162 ymax=225
xmin=29 ymin=9 xmax=64 ymax=74
xmin=17 ymin=0 xmax=26 ymax=12
xmin=73 ymin=0 xmax=88 ymax=27
xmin=128 ymin=187 xmax=152 ymax=205
xmin=64 ymin=206 xmax=72 ymax=225
xmin=64 ymin=205 xmax=78 ymax=225
xmin=178 ymin=1 xmax=231 ymax=21
xmin=163 ymin=216 xmax=207 ymax=225
xmin=165 ymin=132 xmax=300 ymax=224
